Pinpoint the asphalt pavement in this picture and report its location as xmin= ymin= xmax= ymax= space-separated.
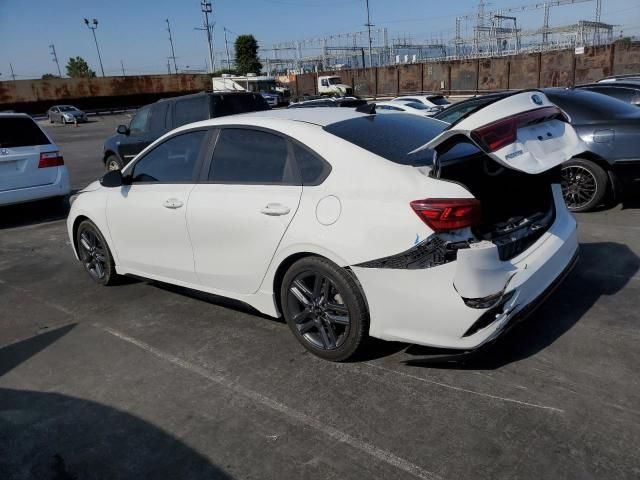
xmin=1 ymin=115 xmax=639 ymax=479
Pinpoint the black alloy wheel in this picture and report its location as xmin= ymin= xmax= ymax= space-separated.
xmin=76 ymin=220 xmax=118 ymax=285
xmin=560 ymin=158 xmax=608 ymax=212
xmin=281 ymin=257 xmax=368 ymax=361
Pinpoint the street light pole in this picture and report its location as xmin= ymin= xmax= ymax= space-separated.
xmin=201 ymin=1 xmax=215 ymax=73
xmin=224 ymin=27 xmax=231 ymax=70
xmin=83 ymin=18 xmax=105 ymax=77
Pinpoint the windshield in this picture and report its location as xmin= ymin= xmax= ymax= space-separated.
xmin=405 ymin=102 xmax=429 ymax=110
xmin=428 ymin=96 xmax=450 ymax=106
xmin=58 ymin=106 xmax=78 ymax=112
xmin=257 ymin=81 xmax=278 ymax=93
xmin=328 ymin=77 xmax=342 ymax=85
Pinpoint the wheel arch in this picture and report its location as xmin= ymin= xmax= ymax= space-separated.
xmin=103 ymin=149 xmax=122 ymax=164
xmin=270 ymin=250 xmax=369 ymax=319
xmin=71 ymin=214 xmax=120 ymax=266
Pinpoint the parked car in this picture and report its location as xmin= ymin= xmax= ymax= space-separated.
xmin=597 ymin=73 xmax=640 ymax=83
xmin=47 ymin=105 xmax=88 ymax=124
xmin=102 ymin=91 xmax=270 ymax=171
xmin=288 ymin=96 xmax=368 ymax=108
xmin=391 ymin=95 xmax=450 ymax=114
xmin=69 ymin=91 xmax=580 ymax=361
xmin=433 ymin=88 xmax=640 ymax=212
xmin=574 ymin=82 xmax=640 ymax=106
xmin=375 ymin=100 xmax=434 ymax=116
xmin=0 ymin=113 xmax=70 ymax=206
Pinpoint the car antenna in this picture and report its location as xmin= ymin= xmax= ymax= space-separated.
xmin=355 ymin=103 xmax=376 ymax=115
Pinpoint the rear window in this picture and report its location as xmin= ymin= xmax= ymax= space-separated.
xmin=545 ymin=89 xmax=640 ymax=123
xmin=211 ymin=94 xmax=270 ymax=117
xmin=428 ymin=96 xmax=450 ymax=106
xmin=0 ymin=117 xmax=51 ymax=148
xmin=324 ymin=114 xmax=446 ymax=167
xmin=405 ymin=102 xmax=429 ymax=110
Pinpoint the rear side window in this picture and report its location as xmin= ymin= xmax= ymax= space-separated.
xmin=174 ymin=97 xmax=210 ymax=127
xmin=292 ymin=143 xmax=330 ymax=185
xmin=209 ymin=129 xmax=295 ymax=184
xmin=132 ymin=130 xmax=206 ymax=183
xmin=211 ymin=94 xmax=270 ymax=117
xmin=324 ymin=115 xmax=445 ymax=167
xmin=0 ymin=117 xmax=50 ymax=148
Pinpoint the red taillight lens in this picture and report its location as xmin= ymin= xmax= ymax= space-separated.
xmin=411 ymin=198 xmax=481 ymax=232
xmin=38 ymin=151 xmax=64 ymax=168
xmin=471 ymin=106 xmax=564 ymax=152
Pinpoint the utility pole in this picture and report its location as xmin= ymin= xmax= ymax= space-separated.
xmin=224 ymin=27 xmax=231 ymax=70
xmin=83 ymin=18 xmax=105 ymax=77
xmin=167 ymin=59 xmax=171 ymax=75
xmin=49 ymin=44 xmax=62 ymax=77
xmin=120 ymin=59 xmax=126 ymax=76
xmin=166 ymin=19 xmax=178 ymax=74
xmin=201 ymin=1 xmax=215 ymax=73
xmin=364 ymin=0 xmax=373 ymax=68
xmin=9 ymin=62 xmax=16 ymax=81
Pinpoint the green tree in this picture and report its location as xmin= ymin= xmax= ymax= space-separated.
xmin=66 ymin=56 xmax=96 ymax=78
xmin=234 ymin=35 xmax=262 ymax=75
xmin=41 ymin=73 xmax=60 ymax=80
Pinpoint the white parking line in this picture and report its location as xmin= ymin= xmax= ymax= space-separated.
xmin=98 ymin=325 xmax=443 ymax=480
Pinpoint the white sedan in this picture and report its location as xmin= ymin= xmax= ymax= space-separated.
xmin=0 ymin=113 xmax=70 ymax=206
xmin=68 ymin=92 xmax=582 ymax=361
xmin=392 ymin=94 xmax=451 ymax=114
xmin=375 ymin=100 xmax=435 ymax=116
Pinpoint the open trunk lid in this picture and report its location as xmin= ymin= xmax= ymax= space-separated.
xmin=417 ymin=91 xmax=585 ymax=174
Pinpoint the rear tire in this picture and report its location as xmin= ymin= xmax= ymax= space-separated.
xmin=280 ymin=256 xmax=369 ymax=362
xmin=76 ymin=220 xmax=119 ymax=286
xmin=561 ymin=158 xmax=608 ymax=212
xmin=105 ymin=155 xmax=123 ymax=171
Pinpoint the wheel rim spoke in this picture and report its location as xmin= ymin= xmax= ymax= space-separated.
xmin=326 ymin=312 xmax=350 ymax=326
xmin=290 ymin=281 xmax=312 ymax=307
xmin=298 ymin=319 xmax=315 ymax=334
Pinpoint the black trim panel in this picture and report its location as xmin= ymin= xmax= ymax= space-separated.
xmin=355 ymin=236 xmax=462 ymax=269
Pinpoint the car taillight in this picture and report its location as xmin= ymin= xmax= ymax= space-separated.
xmin=410 ymin=198 xmax=481 ymax=232
xmin=38 ymin=151 xmax=64 ymax=168
xmin=470 ymin=106 xmax=565 ymax=152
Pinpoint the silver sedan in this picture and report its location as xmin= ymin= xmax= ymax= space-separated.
xmin=47 ymin=105 xmax=88 ymax=124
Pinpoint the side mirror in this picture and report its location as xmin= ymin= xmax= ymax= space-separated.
xmin=100 ymin=169 xmax=123 ymax=188
xmin=116 ymin=124 xmax=130 ymax=135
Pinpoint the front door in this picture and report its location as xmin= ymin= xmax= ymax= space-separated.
xmin=106 ymin=129 xmax=209 ymax=283
xmin=187 ymin=128 xmax=302 ymax=295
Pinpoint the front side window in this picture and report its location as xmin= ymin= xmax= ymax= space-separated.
xmin=129 ymin=107 xmax=151 ymax=134
xmin=131 ymin=130 xmax=207 ymax=183
xmin=208 ymin=129 xmax=295 ymax=184
xmin=148 ymin=102 xmax=170 ymax=133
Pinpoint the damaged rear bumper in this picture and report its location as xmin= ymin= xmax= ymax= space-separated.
xmin=350 ymin=185 xmax=579 ymax=350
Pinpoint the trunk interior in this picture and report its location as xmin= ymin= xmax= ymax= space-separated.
xmin=435 ymin=151 xmax=558 ymax=260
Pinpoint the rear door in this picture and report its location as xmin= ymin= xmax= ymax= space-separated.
xmin=0 ymin=116 xmax=59 ymax=192
xmin=187 ymin=127 xmax=302 ymax=295
xmin=421 ymin=91 xmax=585 ymax=174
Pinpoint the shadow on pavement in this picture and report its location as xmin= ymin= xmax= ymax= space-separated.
xmin=0 ymin=196 xmax=72 ymax=230
xmin=403 ymin=242 xmax=640 ymax=370
xmin=0 ymin=326 xmax=231 ymax=480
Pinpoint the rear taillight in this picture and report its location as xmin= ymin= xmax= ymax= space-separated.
xmin=411 ymin=198 xmax=481 ymax=232
xmin=38 ymin=151 xmax=64 ymax=168
xmin=471 ymin=106 xmax=565 ymax=152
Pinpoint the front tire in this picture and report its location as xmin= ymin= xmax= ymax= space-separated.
xmin=105 ymin=155 xmax=123 ymax=172
xmin=561 ymin=158 xmax=608 ymax=212
xmin=280 ymin=256 xmax=369 ymax=361
xmin=76 ymin=220 xmax=119 ymax=285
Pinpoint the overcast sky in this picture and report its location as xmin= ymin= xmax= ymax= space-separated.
xmin=1 ymin=0 xmax=638 ymax=79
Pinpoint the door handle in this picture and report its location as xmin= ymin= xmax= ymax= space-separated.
xmin=260 ymin=203 xmax=291 ymax=216
xmin=163 ymin=198 xmax=184 ymax=209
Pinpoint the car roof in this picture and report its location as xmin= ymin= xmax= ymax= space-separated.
xmin=577 ymin=82 xmax=640 ymax=89
xmin=0 ymin=112 xmax=32 ymax=118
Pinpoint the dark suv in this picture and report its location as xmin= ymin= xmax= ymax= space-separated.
xmin=103 ymin=91 xmax=270 ymax=170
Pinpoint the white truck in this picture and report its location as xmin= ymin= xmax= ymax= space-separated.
xmin=318 ymin=76 xmax=353 ymax=96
